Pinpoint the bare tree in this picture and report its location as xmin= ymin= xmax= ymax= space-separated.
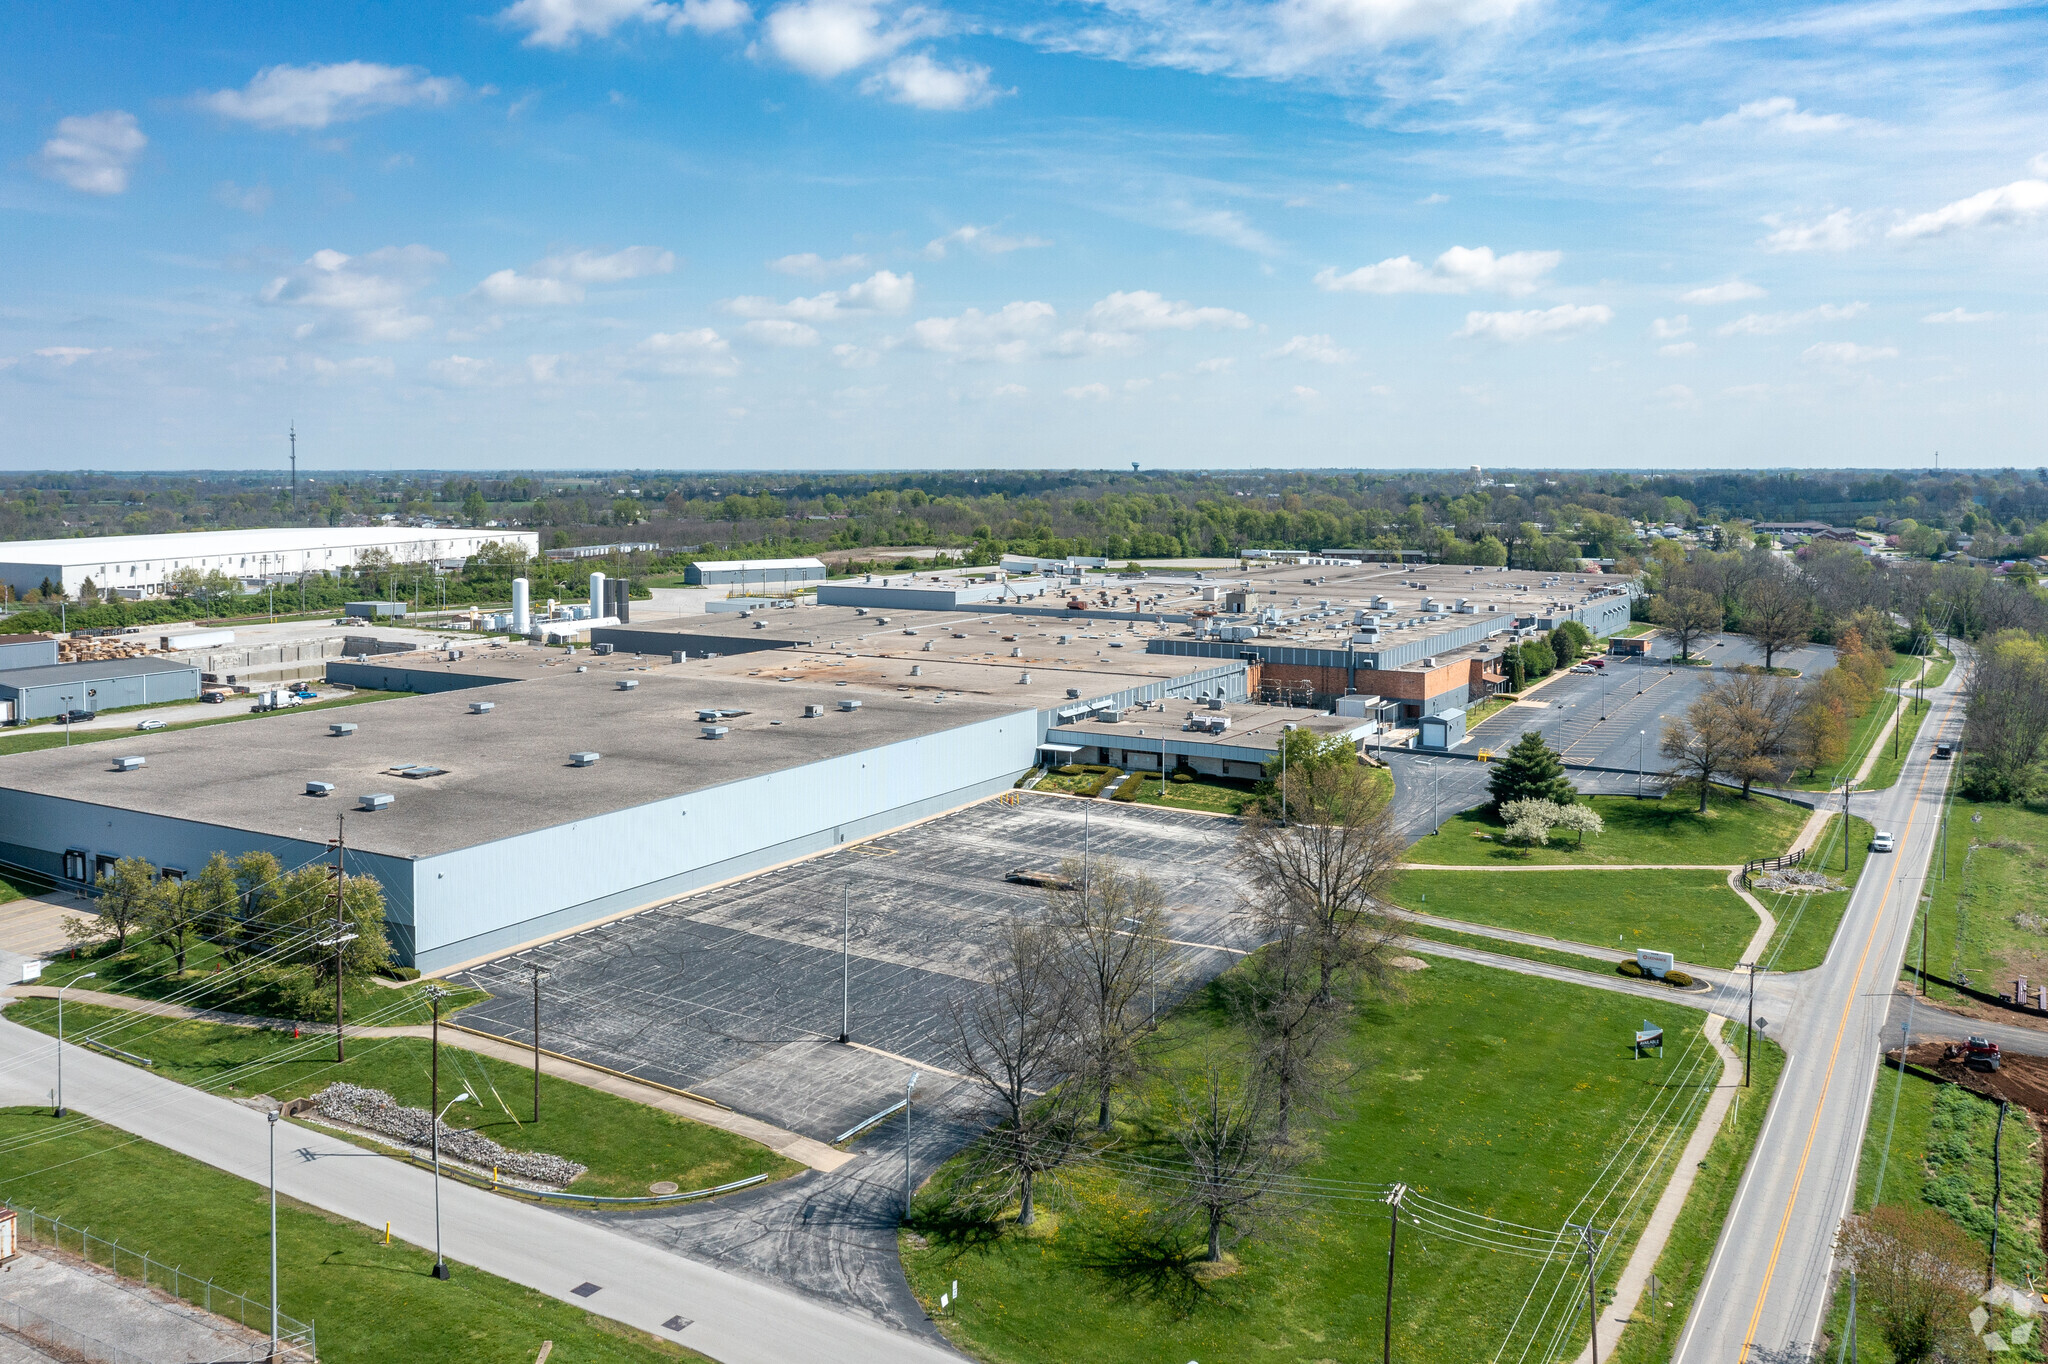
xmin=1739 ymin=573 xmax=1814 ymax=671
xmin=1167 ymin=1065 xmax=1303 ymax=1262
xmin=1660 ymin=685 xmax=1749 ymax=811
xmin=1712 ymin=668 xmax=1801 ymax=797
xmin=1652 ymin=585 xmax=1723 ymax=661
xmin=1230 ymin=916 xmax=1345 ymax=1144
xmin=946 ymin=917 xmax=1083 ymax=1226
xmin=1045 ymin=855 xmax=1174 ymax=1130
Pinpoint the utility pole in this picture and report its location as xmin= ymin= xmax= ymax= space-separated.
xmin=839 ymin=884 xmax=850 ymax=1044
xmin=1382 ymin=1183 xmax=1407 ymax=1364
xmin=1567 ymin=1222 xmax=1607 ymax=1363
xmin=320 ymin=815 xmax=354 ymax=1062
xmin=1990 ymin=1099 xmax=2008 ymax=1290
xmin=530 ymin=963 xmax=547 ymax=1123
xmin=426 ymin=983 xmax=446 ymax=1159
xmin=289 ymin=424 xmax=297 ymax=515
xmin=1742 ymin=963 xmax=1759 ymax=1087
xmin=268 ymin=1107 xmax=280 ymax=1357
xmin=1921 ymin=895 xmax=1931 ymax=995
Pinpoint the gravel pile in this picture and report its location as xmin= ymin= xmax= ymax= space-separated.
xmin=313 ymin=1082 xmax=587 ymax=1187
xmin=1754 ymin=868 xmax=1844 ymax=894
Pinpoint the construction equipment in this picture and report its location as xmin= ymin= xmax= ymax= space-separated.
xmin=1965 ymin=1036 xmax=2003 ymax=1071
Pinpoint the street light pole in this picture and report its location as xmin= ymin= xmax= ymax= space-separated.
xmin=431 ymin=1089 xmax=473 ymax=1280
xmin=903 ymin=1071 xmax=920 ymax=1220
xmin=268 ymin=1107 xmax=280 ymax=1356
xmin=839 ymin=884 xmax=851 ymax=1044
xmin=54 ymin=972 xmax=97 ymax=1117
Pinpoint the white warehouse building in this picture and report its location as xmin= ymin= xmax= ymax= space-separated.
xmin=0 ymin=527 xmax=542 ymax=600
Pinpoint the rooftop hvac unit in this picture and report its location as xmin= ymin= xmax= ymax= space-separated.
xmin=1059 ymin=634 xmax=1072 ymax=644
xmin=701 ymin=726 xmax=729 ymax=739
xmin=804 ymin=704 xmax=825 ymax=718
xmin=1019 ymin=672 xmax=1032 ymax=684
xmin=469 ymin=701 xmax=494 ymax=714
xmin=911 ymin=665 xmax=923 ymax=676
xmin=922 ymin=640 xmax=934 ymax=651
xmin=617 ymin=679 xmax=639 ymax=690
xmin=1208 ymin=696 xmax=1224 ymax=710
xmin=838 ymin=698 xmax=862 ymax=711
xmin=111 ymin=755 xmax=145 ymax=772
xmin=593 ymin=643 xmax=614 ymax=655
xmin=306 ymin=781 xmax=335 ymax=797
xmin=359 ymin=793 xmax=394 ymax=811
xmin=575 ymin=665 xmax=588 ymax=673
xmin=1011 ymin=647 xmax=1023 ymax=657
xmin=673 ymin=651 xmax=687 ymax=663
xmin=570 ymin=751 xmax=601 ymax=767
xmin=1422 ymin=656 xmax=1438 ymax=667
xmin=1066 ymin=687 xmax=1082 ymax=698
xmin=330 ymin=722 xmax=357 ymax=737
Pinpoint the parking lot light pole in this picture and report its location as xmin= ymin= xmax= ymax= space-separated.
xmin=840 ymin=884 xmax=851 ymax=1044
xmin=903 ymin=1072 xmax=919 ymax=1220
xmin=54 ymin=972 xmax=96 ymax=1117
xmin=268 ymin=1107 xmax=280 ymax=1356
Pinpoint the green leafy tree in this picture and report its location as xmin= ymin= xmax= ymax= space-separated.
xmin=1487 ymin=732 xmax=1576 ymax=811
xmin=140 ymin=876 xmax=203 ymax=974
xmin=463 ymin=487 xmax=488 ymax=524
xmin=187 ymin=853 xmax=245 ymax=958
xmin=90 ymin=856 xmax=157 ymax=950
xmin=1517 ymin=637 xmax=1557 ymax=678
xmin=1548 ymin=620 xmax=1594 ymax=667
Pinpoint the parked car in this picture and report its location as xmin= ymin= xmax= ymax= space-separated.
xmin=1588 ymin=657 xmax=1607 ymax=669
xmin=57 ymin=709 xmax=95 ymax=724
xmin=199 ymin=691 xmax=228 ymax=704
xmin=1870 ymin=831 xmax=1897 ymax=852
xmin=291 ymin=688 xmax=318 ymax=700
xmin=135 ymin=718 xmax=167 ymax=731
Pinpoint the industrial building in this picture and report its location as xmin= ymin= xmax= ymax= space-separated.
xmin=682 ymin=557 xmax=828 ymax=590
xmin=0 ymin=656 xmax=200 ymax=723
xmin=0 ymin=527 xmax=540 ymax=600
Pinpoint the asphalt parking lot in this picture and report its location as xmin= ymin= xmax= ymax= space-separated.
xmin=453 ymin=795 xmax=1247 ymax=1142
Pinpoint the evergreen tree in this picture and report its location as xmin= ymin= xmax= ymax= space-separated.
xmin=1487 ymin=732 xmax=1576 ymax=811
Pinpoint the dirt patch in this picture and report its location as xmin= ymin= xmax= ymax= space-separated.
xmin=1893 ymin=1043 xmax=2048 ymax=1114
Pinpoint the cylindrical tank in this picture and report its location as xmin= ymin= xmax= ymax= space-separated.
xmin=589 ymin=571 xmax=606 ymax=622
xmin=511 ymin=578 xmax=530 ymax=634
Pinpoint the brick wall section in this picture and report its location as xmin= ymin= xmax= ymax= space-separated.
xmin=1255 ymin=652 xmax=1504 ymax=713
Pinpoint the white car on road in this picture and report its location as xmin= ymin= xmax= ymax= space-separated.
xmin=1870 ymin=831 xmax=1896 ymax=852
xmin=134 ymin=718 xmax=168 ymax=731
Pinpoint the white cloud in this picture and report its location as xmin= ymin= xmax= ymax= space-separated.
xmin=909 ymin=301 xmax=1057 ymax=361
xmin=1890 ymin=180 xmax=2048 ymax=239
xmin=1717 ymin=302 xmax=1866 ymax=336
xmin=1290 ymin=384 xmax=1320 ymax=399
xmin=529 ymin=354 xmax=562 ymax=382
xmin=213 ymin=180 xmax=272 ymax=214
xmin=921 ymin=225 xmax=1049 ymax=259
xmin=763 ymin=1 xmax=927 ymax=77
xmin=474 ymin=269 xmax=586 ymax=305
xmin=770 ymin=251 xmax=872 ymax=277
xmin=1268 ymin=334 xmax=1354 ymax=364
xmin=1654 ymin=384 xmax=1699 ymax=409
xmin=260 ymin=245 xmax=446 ymax=341
xmin=38 ymin=111 xmax=146 ymax=195
xmin=1418 ymin=192 xmax=1449 ymax=205
xmin=990 ymin=383 xmax=1027 ymax=397
xmin=430 ymin=354 xmax=499 ymax=386
xmin=1086 ymin=290 xmax=1250 ymax=331
xmin=500 ymin=0 xmax=749 ymax=48
xmin=535 ymin=246 xmax=676 ymax=281
xmin=863 ymin=54 xmax=1002 ymax=110
xmin=197 ymin=62 xmax=460 ymax=130
xmin=1171 ymin=206 xmax=1277 ymax=255
xmin=637 ymin=327 xmax=738 ymax=375
xmin=1923 ymin=306 xmax=1998 ymax=323
xmin=723 ymin=269 xmax=914 ymax=320
xmin=1065 ymin=382 xmax=1112 ymax=400
xmin=1454 ymin=303 xmax=1612 ymax=342
xmin=1760 ymin=208 xmax=1865 ymax=253
xmin=1315 ymin=245 xmax=1559 ymax=297
xmin=741 ymin=318 xmax=821 ymax=345
xmin=1700 ymin=96 xmax=1855 ymax=134
xmin=1659 ymin=342 xmax=1698 ymax=357
xmin=1649 ymin=315 xmax=1690 ymax=339
xmin=1193 ymin=356 xmax=1235 ymax=373
xmin=1802 ymin=341 xmax=1897 ymax=364
xmin=33 ymin=347 xmax=106 ymax=366
xmin=832 ymin=342 xmax=880 ymax=368
xmin=1679 ymin=281 xmax=1765 ymax=305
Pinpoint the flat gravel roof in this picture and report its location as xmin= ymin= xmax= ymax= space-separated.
xmin=0 ymin=667 xmax=1030 ymax=857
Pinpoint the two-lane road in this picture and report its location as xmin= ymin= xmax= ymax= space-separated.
xmin=1674 ymin=668 xmax=1968 ymax=1362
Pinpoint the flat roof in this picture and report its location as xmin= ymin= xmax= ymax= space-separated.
xmin=1057 ymin=704 xmax=1370 ymax=754
xmin=0 ymin=656 xmax=199 ymax=689
xmin=0 ymin=527 xmax=534 ymax=568
xmin=0 ymin=668 xmax=1029 ymax=858
xmin=689 ymin=557 xmax=826 ymax=572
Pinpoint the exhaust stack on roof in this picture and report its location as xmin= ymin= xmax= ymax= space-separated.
xmin=512 ymin=577 xmax=530 ymax=634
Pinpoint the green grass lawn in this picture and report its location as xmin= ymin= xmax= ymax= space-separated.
xmin=1914 ymin=798 xmax=2048 ymax=1005
xmin=1032 ymin=766 xmax=1119 ymax=796
xmin=1123 ymin=771 xmax=1258 ymax=815
xmin=0 ymin=689 xmax=398 ymax=757
xmin=1398 ymin=920 xmax=1624 ymax=977
xmin=1461 ymin=693 xmax=1518 ymax=726
xmin=0 ymin=865 xmax=52 ymax=905
xmin=0 ymin=1110 xmax=710 ymax=1363
xmin=1618 ymin=622 xmax=1657 ymax=638
xmin=1410 ymin=787 xmax=1806 ymax=867
xmin=6 ymin=1000 xmax=797 ymax=1199
xmin=1823 ymin=1065 xmax=2046 ymax=1361
xmin=1610 ymin=1034 xmax=1784 ymax=1364
xmin=1757 ymin=813 xmax=1874 ymax=973
xmin=902 ymin=957 xmax=1716 ymax=1364
xmin=1390 ymin=868 xmax=1759 ymax=967
xmin=36 ymin=939 xmax=487 ymax=1027
xmin=1790 ymin=689 xmax=1899 ymax=793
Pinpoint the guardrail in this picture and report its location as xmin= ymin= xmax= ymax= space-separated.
xmin=2 ymin=1199 xmax=316 ymax=1360
xmin=1739 ymin=847 xmax=1806 ymax=890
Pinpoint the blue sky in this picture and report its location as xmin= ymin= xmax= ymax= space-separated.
xmin=3 ymin=0 xmax=2046 ymax=471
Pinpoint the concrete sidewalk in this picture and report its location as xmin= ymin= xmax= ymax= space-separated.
xmin=0 ymin=1016 xmax=960 ymax=1364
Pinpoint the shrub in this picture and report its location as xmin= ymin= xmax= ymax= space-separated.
xmin=380 ymin=964 xmax=421 ymax=981
xmin=1111 ymin=775 xmax=1142 ymax=802
xmin=1170 ymin=771 xmax=1194 ymax=784
xmin=1617 ymin=960 xmax=1646 ymax=978
xmin=1664 ymin=970 xmax=1695 ymax=988
xmin=1057 ymin=764 xmax=1084 ymax=776
xmin=1078 ymin=768 xmax=1122 ymax=797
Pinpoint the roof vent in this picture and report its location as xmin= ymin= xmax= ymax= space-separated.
xmin=838 ymin=698 xmax=862 ymax=712
xmin=1019 ymin=672 xmax=1032 ymax=684
xmin=570 ymin=751 xmax=601 ymax=767
xmin=112 ymin=755 xmax=145 ymax=772
xmin=911 ymin=665 xmax=923 ymax=676
xmin=803 ymin=704 xmax=825 ymax=718
xmin=469 ymin=701 xmax=494 ymax=714
xmin=359 ymin=792 xmax=394 ymax=811
xmin=617 ymin=678 xmax=639 ymax=691
xmin=697 ymin=709 xmax=720 ymax=721
xmin=1011 ymin=647 xmax=1023 ymax=658
xmin=921 ymin=640 xmax=934 ymax=651
xmin=330 ymin=722 xmax=357 ymax=737
xmin=306 ymin=781 xmax=335 ymax=797
xmin=701 ymin=725 xmax=729 ymax=740
xmin=672 ymin=651 xmax=687 ymax=663
xmin=575 ymin=665 xmax=589 ymax=673
xmin=1067 ymin=687 xmax=1081 ymax=699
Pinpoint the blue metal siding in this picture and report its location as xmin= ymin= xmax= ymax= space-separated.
xmin=323 ymin=661 xmax=514 ymax=694
xmin=0 ymin=665 xmax=201 ymax=720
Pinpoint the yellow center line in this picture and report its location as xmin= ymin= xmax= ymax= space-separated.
xmin=1735 ymin=691 xmax=1954 ymax=1361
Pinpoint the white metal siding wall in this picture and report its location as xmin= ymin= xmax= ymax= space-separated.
xmin=407 ymin=708 xmax=1039 ymax=970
